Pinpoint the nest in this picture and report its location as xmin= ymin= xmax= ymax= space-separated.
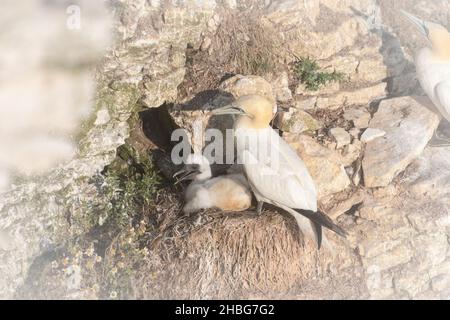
xmin=140 ymin=206 xmax=336 ymax=299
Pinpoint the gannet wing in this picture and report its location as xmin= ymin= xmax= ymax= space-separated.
xmin=240 ymin=130 xmax=317 ymax=212
xmin=435 ymin=80 xmax=450 ymax=121
xmin=273 ymin=130 xmax=317 ymax=192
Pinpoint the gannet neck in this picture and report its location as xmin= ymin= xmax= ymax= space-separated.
xmin=235 ymin=120 xmax=270 ymax=131
xmin=433 ymin=45 xmax=450 ymax=61
xmin=185 ymin=154 xmax=212 ymax=181
xmin=194 ymin=168 xmax=212 ymax=181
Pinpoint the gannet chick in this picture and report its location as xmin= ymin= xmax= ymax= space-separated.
xmin=402 ymin=11 xmax=450 ymax=144
xmin=212 ymin=95 xmax=347 ymax=249
xmin=174 ymin=154 xmax=252 ymax=214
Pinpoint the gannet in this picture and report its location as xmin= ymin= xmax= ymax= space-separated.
xmin=174 ymin=154 xmax=252 ymax=214
xmin=212 ymin=95 xmax=347 ymax=249
xmin=402 ymin=11 xmax=450 ymax=143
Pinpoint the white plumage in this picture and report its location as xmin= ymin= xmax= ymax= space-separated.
xmin=175 ymin=154 xmax=252 ymax=214
xmin=402 ymin=11 xmax=450 ymax=125
xmin=212 ymin=95 xmax=346 ymax=248
xmin=236 ymin=127 xmax=317 ymax=211
xmin=415 ymin=48 xmax=450 ymax=121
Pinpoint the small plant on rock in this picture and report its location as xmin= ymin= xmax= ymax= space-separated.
xmin=293 ymin=56 xmax=345 ymax=91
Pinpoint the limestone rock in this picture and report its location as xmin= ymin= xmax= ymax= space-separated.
xmin=94 ymin=109 xmax=111 ymax=126
xmin=330 ymin=128 xmax=351 ymax=149
xmin=0 ymin=230 xmax=14 ymax=251
xmin=294 ymin=83 xmax=386 ymax=111
xmin=1 ymin=0 xmax=449 ymax=301
xmin=315 ymin=83 xmax=386 ymax=109
xmin=344 ymin=107 xmax=371 ymax=129
xmin=432 ymin=274 xmax=450 ymax=293
xmin=361 ymin=128 xmax=386 ymax=143
xmin=0 ymin=0 xmax=216 ymax=299
xmin=352 ymin=192 xmax=449 ymax=299
xmin=293 ymin=97 xmax=317 ymax=110
xmin=265 ymin=0 xmax=388 ymax=110
xmin=274 ymin=109 xmax=322 ymax=134
xmin=270 ymin=72 xmax=292 ymax=103
xmin=362 ymin=96 xmax=440 ymax=188
xmin=219 ymin=75 xmax=276 ymax=111
xmin=349 ymin=128 xmax=361 ymax=138
xmin=341 ymin=140 xmax=363 ymax=167
xmin=284 ymin=134 xmax=350 ymax=198
xmin=265 ymin=0 xmax=382 ymax=60
xmin=403 ymin=146 xmax=450 ymax=199
xmin=365 ymin=243 xmax=414 ymax=272
xmin=200 ymin=37 xmax=212 ymax=51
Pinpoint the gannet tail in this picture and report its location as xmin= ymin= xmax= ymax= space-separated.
xmin=295 ymin=209 xmax=348 ymax=238
xmin=311 ymin=221 xmax=323 ymax=249
xmin=275 ymin=204 xmax=346 ymax=249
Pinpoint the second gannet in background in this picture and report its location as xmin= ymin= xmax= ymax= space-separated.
xmin=402 ymin=11 xmax=450 ymax=143
xmin=174 ymin=154 xmax=252 ymax=214
xmin=212 ymin=95 xmax=347 ymax=249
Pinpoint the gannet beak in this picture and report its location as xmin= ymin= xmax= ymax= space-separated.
xmin=210 ymin=103 xmax=254 ymax=118
xmin=173 ymin=167 xmax=200 ymax=184
xmin=401 ymin=10 xmax=429 ymax=37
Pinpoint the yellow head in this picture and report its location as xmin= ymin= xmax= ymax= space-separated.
xmin=402 ymin=11 xmax=450 ymax=60
xmin=211 ymin=95 xmax=274 ymax=129
xmin=428 ymin=24 xmax=450 ymax=59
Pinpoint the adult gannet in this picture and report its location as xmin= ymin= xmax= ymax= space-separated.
xmin=174 ymin=154 xmax=252 ymax=214
xmin=212 ymin=95 xmax=347 ymax=249
xmin=402 ymin=11 xmax=450 ymax=142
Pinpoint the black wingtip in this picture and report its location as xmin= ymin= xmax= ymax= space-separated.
xmin=313 ymin=222 xmax=323 ymax=250
xmin=295 ymin=209 xmax=348 ymax=239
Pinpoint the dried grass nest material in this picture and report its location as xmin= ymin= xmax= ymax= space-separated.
xmin=148 ymin=209 xmax=329 ymax=299
xmin=178 ymin=10 xmax=284 ymax=101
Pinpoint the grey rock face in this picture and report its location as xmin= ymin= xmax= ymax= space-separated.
xmin=344 ymin=107 xmax=371 ymax=129
xmin=330 ymin=128 xmax=351 ymax=149
xmin=0 ymin=0 xmax=449 ymax=300
xmin=219 ymin=75 xmax=276 ymax=110
xmin=285 ymin=134 xmax=351 ymax=199
xmin=362 ymin=96 xmax=440 ymax=188
xmin=403 ymin=146 xmax=450 ymax=199
xmin=360 ymin=128 xmax=386 ymax=143
xmin=0 ymin=0 xmax=216 ymax=298
xmin=274 ymin=109 xmax=322 ymax=134
xmin=265 ymin=0 xmax=387 ymax=110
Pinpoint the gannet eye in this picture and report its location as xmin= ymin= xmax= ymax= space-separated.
xmin=228 ymin=102 xmax=252 ymax=116
xmin=185 ymin=164 xmax=200 ymax=171
xmin=231 ymin=105 xmax=254 ymax=119
xmin=230 ymin=105 xmax=245 ymax=113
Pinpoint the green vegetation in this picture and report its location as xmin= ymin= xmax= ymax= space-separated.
xmin=66 ymin=145 xmax=161 ymax=240
xmin=293 ymin=56 xmax=345 ymax=91
xmin=76 ymin=146 xmax=161 ymax=299
xmin=42 ymin=145 xmax=163 ymax=299
xmin=99 ymin=145 xmax=161 ymax=229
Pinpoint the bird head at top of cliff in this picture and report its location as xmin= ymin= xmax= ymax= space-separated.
xmin=402 ymin=10 xmax=450 ymax=60
xmin=211 ymin=95 xmax=274 ymax=129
